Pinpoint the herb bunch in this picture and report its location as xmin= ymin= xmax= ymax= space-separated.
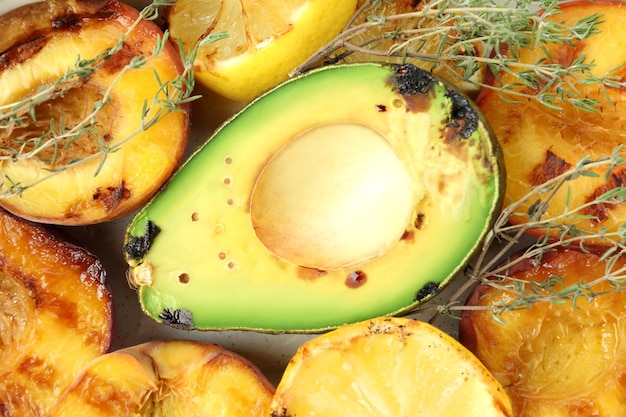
xmin=295 ymin=0 xmax=612 ymax=111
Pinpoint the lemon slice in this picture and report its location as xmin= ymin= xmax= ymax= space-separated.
xmin=270 ymin=317 xmax=513 ymax=416
xmin=166 ymin=0 xmax=358 ymax=102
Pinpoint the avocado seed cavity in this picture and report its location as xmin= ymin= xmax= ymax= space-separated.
xmin=250 ymin=123 xmax=414 ymax=270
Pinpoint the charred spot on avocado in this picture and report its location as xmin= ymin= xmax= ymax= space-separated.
xmin=345 ymin=271 xmax=367 ymax=289
xmin=123 ymin=63 xmax=504 ymax=332
xmin=123 ymin=220 xmax=160 ymax=261
xmin=390 ymin=64 xmax=480 ymax=140
xmin=390 ymin=63 xmax=438 ymax=96
xmin=415 ymin=281 xmax=440 ymax=302
xmin=415 ymin=213 xmax=425 ymax=230
xmin=158 ymin=308 xmax=194 ymax=330
xmin=446 ymin=89 xmax=479 ymax=139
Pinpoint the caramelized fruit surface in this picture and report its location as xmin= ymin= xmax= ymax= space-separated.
xmin=0 ymin=209 xmax=113 ymax=416
xmin=460 ymin=246 xmax=626 ymax=416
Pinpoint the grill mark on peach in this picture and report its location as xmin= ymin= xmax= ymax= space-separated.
xmin=1 ymin=381 xmax=34 ymax=416
xmin=80 ymin=369 xmax=146 ymax=414
xmin=2 ymin=261 xmax=110 ymax=353
xmin=1 ymin=252 xmax=86 ymax=331
xmin=41 ymin=296 xmax=80 ymax=329
xmin=582 ymin=167 xmax=626 ymax=224
xmin=100 ymin=41 xmax=135 ymax=73
xmin=93 ymin=181 xmax=131 ymax=211
xmin=17 ymin=356 xmax=57 ymax=389
xmin=9 ymin=270 xmax=81 ymax=329
xmin=530 ymin=150 xmax=571 ymax=186
xmin=0 ymin=36 xmax=47 ymax=71
xmin=552 ymin=43 xmax=586 ymax=69
xmin=0 ymin=6 xmax=114 ymax=70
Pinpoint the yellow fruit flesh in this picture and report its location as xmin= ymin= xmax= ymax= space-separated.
xmin=1 ymin=276 xmax=108 ymax=416
xmin=476 ymin=2 xmax=626 ymax=241
xmin=167 ymin=0 xmax=358 ymax=101
xmin=0 ymin=209 xmax=112 ymax=417
xmin=461 ymin=248 xmax=626 ymax=417
xmin=0 ymin=0 xmax=109 ymax=53
xmin=51 ymin=353 xmax=158 ymax=416
xmin=52 ymin=340 xmax=274 ymax=417
xmin=270 ymin=317 xmax=512 ymax=417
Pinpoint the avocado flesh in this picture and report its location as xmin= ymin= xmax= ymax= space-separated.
xmin=124 ymin=63 xmax=504 ymax=332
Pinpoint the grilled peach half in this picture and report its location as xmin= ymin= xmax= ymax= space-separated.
xmin=460 ymin=245 xmax=626 ymax=416
xmin=51 ymin=340 xmax=274 ymax=417
xmin=476 ymin=1 xmax=626 ymax=243
xmin=0 ymin=0 xmax=189 ymax=225
xmin=0 ymin=208 xmax=113 ymax=416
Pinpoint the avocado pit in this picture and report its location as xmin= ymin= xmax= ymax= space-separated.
xmin=250 ymin=122 xmax=414 ymax=270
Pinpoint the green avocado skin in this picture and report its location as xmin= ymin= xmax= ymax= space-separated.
xmin=124 ymin=62 xmax=504 ymax=333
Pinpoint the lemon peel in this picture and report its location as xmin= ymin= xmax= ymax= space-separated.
xmin=167 ymin=0 xmax=358 ymax=102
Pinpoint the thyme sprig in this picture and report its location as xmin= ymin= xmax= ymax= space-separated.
xmin=294 ymin=0 xmax=613 ymax=111
xmin=0 ymin=0 xmax=226 ymax=198
xmin=424 ymin=147 xmax=626 ymax=321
